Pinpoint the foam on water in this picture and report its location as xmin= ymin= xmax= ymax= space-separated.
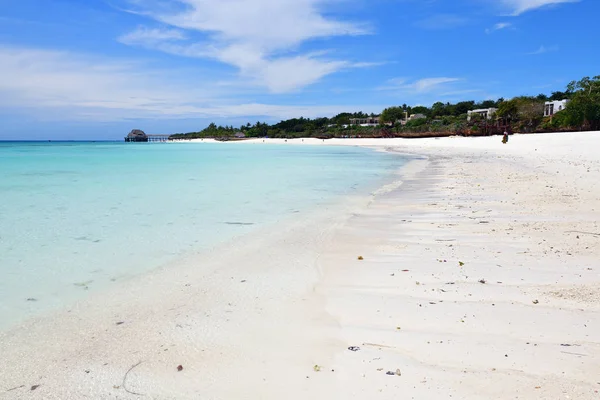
xmin=0 ymin=141 xmax=404 ymax=329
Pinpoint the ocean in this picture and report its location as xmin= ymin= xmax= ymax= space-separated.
xmin=0 ymin=141 xmax=403 ymax=329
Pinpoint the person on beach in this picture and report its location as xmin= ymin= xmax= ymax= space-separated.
xmin=502 ymin=131 xmax=509 ymax=144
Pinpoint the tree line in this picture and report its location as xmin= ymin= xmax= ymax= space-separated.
xmin=169 ymin=76 xmax=600 ymax=140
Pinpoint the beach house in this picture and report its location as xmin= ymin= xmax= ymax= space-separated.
xmin=349 ymin=116 xmax=381 ymax=126
xmin=467 ymin=108 xmax=498 ymax=122
xmin=125 ymin=130 xmax=171 ymax=142
xmin=125 ymin=129 xmax=148 ymax=142
xmin=544 ymin=100 xmax=569 ymax=117
xmin=409 ymin=113 xmax=427 ymax=121
xmin=399 ymin=113 xmax=427 ymax=125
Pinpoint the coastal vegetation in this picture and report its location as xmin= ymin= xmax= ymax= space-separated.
xmin=169 ymin=76 xmax=600 ymax=140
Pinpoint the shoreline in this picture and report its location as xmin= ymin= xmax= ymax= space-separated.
xmin=1 ymin=132 xmax=599 ymax=398
xmin=0 ymin=195 xmax=364 ymax=398
xmin=0 ymin=142 xmax=399 ymax=332
xmin=0 ymin=149 xmax=410 ymax=399
xmin=319 ymin=136 xmax=600 ymax=398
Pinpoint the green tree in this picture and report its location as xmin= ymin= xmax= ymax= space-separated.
xmin=331 ymin=112 xmax=352 ymax=125
xmin=411 ymin=106 xmax=430 ymax=116
xmin=477 ymin=100 xmax=497 ymax=109
xmin=563 ymin=76 xmax=600 ymax=130
xmin=468 ymin=112 xmax=483 ymax=123
xmin=497 ymin=99 xmax=519 ymax=122
xmin=405 ymin=118 xmax=427 ymax=128
xmin=380 ymin=106 xmax=406 ymax=125
xmin=431 ymin=102 xmax=445 ymax=117
xmin=496 ymin=97 xmax=544 ymax=130
xmin=549 ymin=90 xmax=573 ymax=101
xmin=516 ymin=97 xmax=544 ymax=131
xmin=454 ymin=101 xmax=476 ymax=116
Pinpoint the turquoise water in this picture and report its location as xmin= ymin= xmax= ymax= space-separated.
xmin=0 ymin=142 xmax=403 ymax=329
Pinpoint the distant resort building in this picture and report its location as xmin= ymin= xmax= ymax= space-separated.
xmin=124 ymin=129 xmax=171 ymax=142
xmin=125 ymin=129 xmax=148 ymax=142
xmin=349 ymin=116 xmax=381 ymax=127
xmin=399 ymin=113 xmax=427 ymax=125
xmin=408 ymin=113 xmax=427 ymax=121
xmin=349 ymin=114 xmax=427 ymax=127
xmin=544 ymin=99 xmax=569 ymax=117
xmin=467 ymin=108 xmax=498 ymax=122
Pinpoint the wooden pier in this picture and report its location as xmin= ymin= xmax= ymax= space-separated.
xmin=146 ymin=134 xmax=171 ymax=142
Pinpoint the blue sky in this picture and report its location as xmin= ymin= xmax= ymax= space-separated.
xmin=0 ymin=0 xmax=597 ymax=139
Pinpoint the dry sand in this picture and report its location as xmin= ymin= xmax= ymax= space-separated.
xmin=1 ymin=132 xmax=599 ymax=399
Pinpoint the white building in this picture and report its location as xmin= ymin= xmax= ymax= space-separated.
xmin=400 ymin=113 xmax=427 ymax=125
xmin=349 ymin=116 xmax=381 ymax=127
xmin=467 ymin=108 xmax=497 ymax=122
xmin=544 ymin=100 xmax=569 ymax=117
xmin=409 ymin=113 xmax=427 ymax=121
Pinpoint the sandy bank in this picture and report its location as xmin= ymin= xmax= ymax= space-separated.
xmin=316 ymin=132 xmax=600 ymax=398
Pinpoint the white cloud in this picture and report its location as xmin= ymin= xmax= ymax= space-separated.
xmin=527 ymin=45 xmax=559 ymax=55
xmin=414 ymin=78 xmax=461 ymax=92
xmin=0 ymin=46 xmax=206 ymax=116
xmin=382 ymin=77 xmax=462 ymax=93
xmin=439 ymin=89 xmax=484 ymax=96
xmin=117 ymin=0 xmax=371 ymax=93
xmin=499 ymin=0 xmax=579 ymax=15
xmin=255 ymin=56 xmax=348 ymax=94
xmin=485 ymin=22 xmax=512 ymax=34
xmin=119 ymin=26 xmax=187 ymax=43
xmin=0 ymin=45 xmax=378 ymax=121
xmin=351 ymin=61 xmax=388 ymax=68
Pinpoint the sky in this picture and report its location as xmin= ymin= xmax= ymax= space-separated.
xmin=0 ymin=0 xmax=597 ymax=139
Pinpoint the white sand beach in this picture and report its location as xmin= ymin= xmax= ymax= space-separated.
xmin=1 ymin=132 xmax=599 ymax=399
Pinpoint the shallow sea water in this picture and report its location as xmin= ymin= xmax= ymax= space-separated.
xmin=0 ymin=141 xmax=404 ymax=328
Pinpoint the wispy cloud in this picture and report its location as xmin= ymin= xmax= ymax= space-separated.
xmin=382 ymin=77 xmax=462 ymax=93
xmin=0 ymin=45 xmax=209 ymax=118
xmin=0 ymin=45 xmax=378 ymax=121
xmin=415 ymin=14 xmax=468 ymax=30
xmin=119 ymin=26 xmax=188 ymax=42
xmin=351 ymin=61 xmax=389 ymax=68
xmin=116 ymin=0 xmax=371 ymax=93
xmin=439 ymin=89 xmax=485 ymax=97
xmin=499 ymin=0 xmax=579 ymax=16
xmin=527 ymin=45 xmax=559 ymax=55
xmin=376 ymin=77 xmax=490 ymax=105
xmin=485 ymin=22 xmax=513 ymax=34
